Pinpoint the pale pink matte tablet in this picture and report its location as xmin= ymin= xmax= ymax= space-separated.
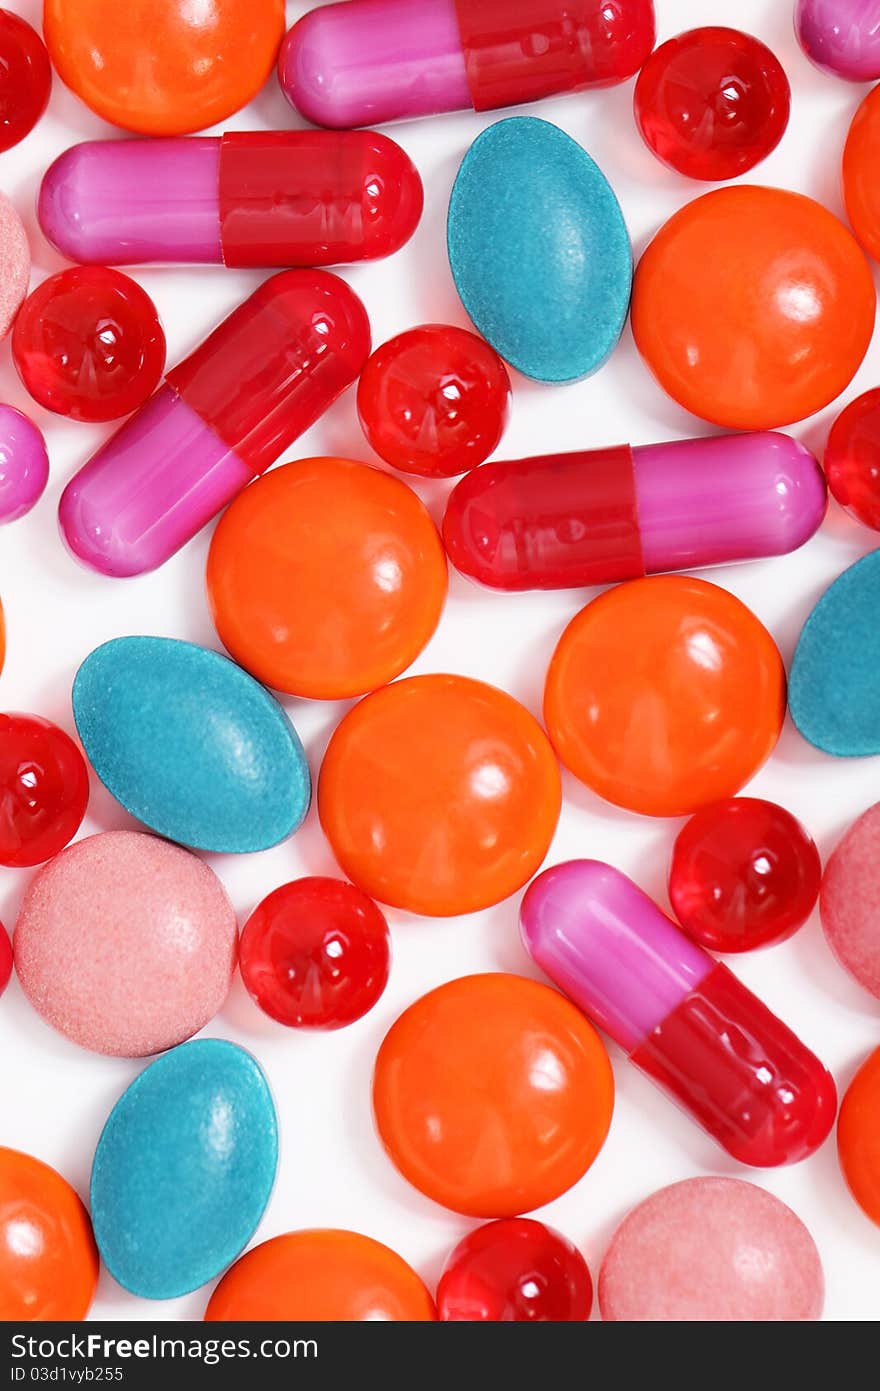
xmin=14 ymin=830 xmax=237 ymax=1056
xmin=821 ymin=801 xmax=880 ymax=999
xmin=0 ymin=193 xmax=29 ymax=338
xmin=599 ymin=1177 xmax=824 ymax=1321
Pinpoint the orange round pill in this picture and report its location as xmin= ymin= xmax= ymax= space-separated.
xmin=0 ymin=1147 xmax=99 ymax=1320
xmin=544 ymin=576 xmax=786 ymax=818
xmin=318 ymin=674 xmax=561 ymax=916
xmin=838 ymin=1046 xmax=880 ymax=1227
xmin=844 ymin=85 xmax=880 ymax=262
xmin=632 ymin=185 xmax=875 ymax=429
xmin=207 ymin=457 xmax=447 ymax=700
xmin=43 ymin=0 xmax=285 ymax=136
xmin=373 ymin=974 xmax=613 ymax=1218
xmin=205 ymin=1229 xmax=435 ymax=1321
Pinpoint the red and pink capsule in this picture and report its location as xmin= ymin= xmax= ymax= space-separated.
xmin=39 ymin=131 xmax=422 ymax=268
xmin=521 ymin=860 xmax=836 ymax=1166
xmin=280 ymin=0 xmax=656 ymax=129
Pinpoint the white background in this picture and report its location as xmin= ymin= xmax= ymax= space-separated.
xmin=0 ymin=0 xmax=878 ymax=1322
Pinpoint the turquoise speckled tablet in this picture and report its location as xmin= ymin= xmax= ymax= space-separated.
xmin=447 ymin=117 xmax=632 ymax=384
xmin=789 ymin=548 xmax=880 ymax=755
xmin=91 ymin=1040 xmax=277 ymax=1300
xmin=73 ymin=635 xmax=310 ymax=853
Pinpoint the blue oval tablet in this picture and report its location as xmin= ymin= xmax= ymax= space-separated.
xmin=790 ymin=549 xmax=880 ymax=755
xmin=447 ymin=117 xmax=632 ymax=384
xmin=73 ymin=636 xmax=310 ymax=853
xmin=91 ymin=1039 xmax=278 ymax=1300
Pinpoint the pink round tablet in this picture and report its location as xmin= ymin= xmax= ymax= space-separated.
xmin=0 ymin=193 xmax=29 ymax=339
xmin=598 ymin=1177 xmax=824 ymax=1322
xmin=14 ymin=830 xmax=237 ymax=1056
xmin=820 ymin=802 xmax=880 ymax=1000
xmin=0 ymin=921 xmax=11 ymax=997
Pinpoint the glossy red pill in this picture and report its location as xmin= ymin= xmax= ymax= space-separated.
xmin=437 ymin=1218 xmax=593 ymax=1322
xmin=239 ymin=877 xmax=391 ymax=1029
xmin=634 ymin=27 xmax=790 ymax=182
xmin=0 ymin=714 xmax=89 ymax=868
xmin=0 ymin=922 xmax=11 ymax=997
xmin=824 ymin=388 xmax=880 ymax=532
xmin=669 ymin=797 xmax=821 ymax=953
xmin=12 ymin=266 xmax=166 ymax=423
xmin=0 ymin=9 xmax=51 ymax=154
xmin=357 ymin=324 xmax=511 ymax=478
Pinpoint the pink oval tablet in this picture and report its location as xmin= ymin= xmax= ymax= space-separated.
xmin=0 ymin=193 xmax=29 ymax=339
xmin=598 ymin=1177 xmax=824 ymax=1321
xmin=14 ymin=830 xmax=237 ymax=1056
xmin=820 ymin=802 xmax=880 ymax=999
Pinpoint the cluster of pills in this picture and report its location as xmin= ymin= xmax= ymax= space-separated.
xmin=3 ymin=0 xmax=880 ymax=1326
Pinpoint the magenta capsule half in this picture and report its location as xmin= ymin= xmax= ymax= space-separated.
xmin=521 ymin=861 xmax=837 ymax=1166
xmin=444 ymin=431 xmax=827 ymax=590
xmin=39 ymin=131 xmax=423 ymax=269
xmin=280 ymin=0 xmax=656 ymax=129
xmin=58 ymin=270 xmax=371 ymax=578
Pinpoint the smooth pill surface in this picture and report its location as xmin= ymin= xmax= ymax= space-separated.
xmin=838 ymin=1046 xmax=880 ymax=1226
xmin=790 ymin=549 xmax=880 ymax=755
xmin=544 ymin=576 xmax=786 ymax=817
xmin=12 ymin=267 xmax=165 ymax=423
xmin=820 ymin=801 xmax=880 ymax=998
xmin=447 ymin=117 xmax=631 ymax=383
xmin=318 ymin=674 xmax=561 ymax=916
xmin=239 ymin=877 xmax=391 ymax=1029
xmin=205 ymin=1229 xmax=435 ymax=1321
xmin=372 ymin=974 xmax=613 ymax=1217
xmin=0 ymin=713 xmax=89 ymax=866
xmin=634 ymin=27 xmax=790 ymax=181
xmin=44 ymin=0 xmax=285 ymax=135
xmin=437 ymin=1218 xmax=593 ymax=1322
xmin=796 ymin=0 xmax=880 ymax=79
xmin=669 ymin=797 xmax=822 ymax=952
xmin=91 ymin=1040 xmax=277 ymax=1300
xmin=845 ymin=84 xmax=880 ymax=262
xmin=0 ymin=1147 xmax=98 ymax=1320
xmin=825 ymin=387 xmax=880 ymax=529
xmin=14 ymin=831 xmax=237 ymax=1057
xmin=0 ymin=406 xmax=49 ymax=524
xmin=598 ymin=1177 xmax=824 ymax=1321
xmin=357 ymin=324 xmax=511 ymax=477
xmin=0 ymin=9 xmax=51 ymax=153
xmin=0 ymin=193 xmax=29 ymax=341
xmin=73 ymin=637 xmax=310 ymax=853
xmin=207 ymin=457 xmax=447 ymax=700
xmin=632 ymin=185 xmax=875 ymax=428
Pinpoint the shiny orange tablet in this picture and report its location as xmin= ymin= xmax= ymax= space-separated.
xmin=372 ymin=974 xmax=614 ymax=1217
xmin=0 ymin=1147 xmax=99 ymax=1320
xmin=844 ymin=85 xmax=880 ymax=262
xmin=44 ymin=0 xmax=285 ymax=135
xmin=544 ymin=576 xmax=785 ymax=818
xmin=318 ymin=674 xmax=561 ymax=916
xmin=838 ymin=1046 xmax=880 ymax=1227
xmin=205 ymin=1229 xmax=435 ymax=1321
xmin=632 ymin=185 xmax=875 ymax=429
xmin=207 ymin=457 xmax=447 ymax=700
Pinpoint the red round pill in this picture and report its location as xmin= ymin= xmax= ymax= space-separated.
xmin=357 ymin=324 xmax=511 ymax=478
xmin=437 ymin=1218 xmax=593 ymax=1322
xmin=239 ymin=877 xmax=391 ymax=1029
xmin=12 ymin=266 xmax=166 ymax=422
xmin=0 ymin=9 xmax=51 ymax=153
xmin=0 ymin=714 xmax=89 ymax=868
xmin=824 ymin=388 xmax=880 ymax=532
xmin=634 ymin=27 xmax=790 ymax=182
xmin=0 ymin=922 xmax=11 ymax=997
xmin=669 ymin=797 xmax=822 ymax=952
